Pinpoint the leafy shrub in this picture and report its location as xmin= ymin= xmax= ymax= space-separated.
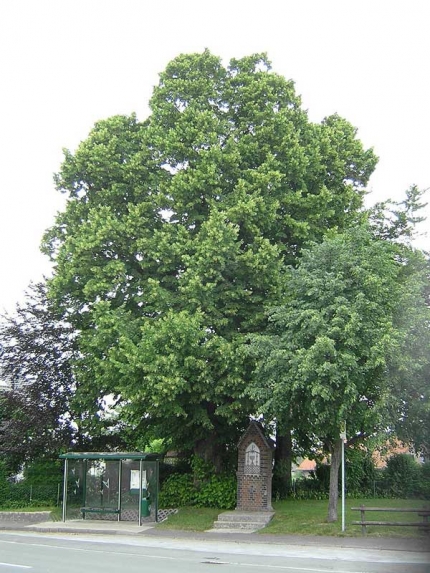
xmin=383 ymin=453 xmax=421 ymax=498
xmin=23 ymin=459 xmax=63 ymax=486
xmin=314 ymin=463 xmax=331 ymax=491
xmin=190 ymin=455 xmax=214 ymax=481
xmin=158 ymin=473 xmax=195 ymax=508
xmin=346 ymin=448 xmax=377 ymax=494
xmin=194 ymin=475 xmax=236 ymax=509
xmin=290 ymin=476 xmax=329 ymax=500
xmin=417 ymin=461 xmax=430 ymax=498
xmin=158 ymin=455 xmax=237 ymax=509
xmin=3 ymin=482 xmax=59 ymax=507
xmin=0 ymin=461 xmax=9 ymax=506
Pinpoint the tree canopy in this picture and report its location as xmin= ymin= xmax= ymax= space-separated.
xmin=0 ymin=283 xmax=77 ymax=471
xmin=248 ymin=226 xmax=430 ymax=519
xmin=42 ymin=51 xmax=378 ymax=466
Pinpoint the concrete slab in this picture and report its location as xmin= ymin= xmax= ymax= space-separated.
xmin=210 ymin=510 xmax=275 ymax=532
xmin=23 ymin=519 xmax=155 ymax=536
xmin=205 ymin=527 xmax=260 ymax=534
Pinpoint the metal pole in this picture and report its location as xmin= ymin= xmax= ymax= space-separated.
xmin=341 ymin=437 xmax=345 ymax=532
xmin=138 ymin=460 xmax=143 ymax=526
xmin=154 ymin=461 xmax=159 ymax=523
xmin=82 ymin=460 xmax=87 ymax=516
xmin=62 ymin=459 xmax=68 ymax=522
xmin=340 ymin=421 xmax=346 ymax=532
xmin=118 ymin=460 xmax=122 ymax=522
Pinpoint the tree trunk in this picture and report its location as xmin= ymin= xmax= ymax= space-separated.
xmin=193 ymin=432 xmax=224 ymax=474
xmin=327 ymin=439 xmax=342 ymax=522
xmin=274 ymin=428 xmax=293 ymax=499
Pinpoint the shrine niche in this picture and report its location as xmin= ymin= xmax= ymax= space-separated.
xmin=244 ymin=442 xmax=260 ymax=475
xmin=236 ymin=421 xmax=273 ymax=511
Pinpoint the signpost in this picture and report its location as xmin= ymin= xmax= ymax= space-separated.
xmin=340 ymin=421 xmax=347 ymax=532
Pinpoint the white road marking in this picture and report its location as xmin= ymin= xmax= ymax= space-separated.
xmin=0 ymin=563 xmax=32 ymax=569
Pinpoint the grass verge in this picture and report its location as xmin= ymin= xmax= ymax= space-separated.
xmin=156 ymin=498 xmax=430 ymax=538
xmin=156 ymin=507 xmax=221 ymax=531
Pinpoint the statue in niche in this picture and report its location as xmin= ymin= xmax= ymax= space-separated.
xmin=244 ymin=442 xmax=260 ymax=475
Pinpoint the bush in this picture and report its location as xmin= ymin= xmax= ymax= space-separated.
xmin=3 ymin=482 xmax=59 ymax=507
xmin=194 ymin=475 xmax=236 ymax=509
xmin=158 ymin=455 xmax=237 ymax=509
xmin=417 ymin=461 xmax=430 ymax=499
xmin=346 ymin=448 xmax=377 ymax=494
xmin=383 ymin=453 xmax=421 ymax=498
xmin=290 ymin=476 xmax=329 ymax=500
xmin=0 ymin=458 xmax=61 ymax=508
xmin=23 ymin=459 xmax=63 ymax=486
xmin=0 ymin=461 xmax=9 ymax=506
xmin=158 ymin=473 xmax=195 ymax=508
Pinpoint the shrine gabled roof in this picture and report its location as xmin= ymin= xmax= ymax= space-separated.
xmin=237 ymin=420 xmax=275 ymax=449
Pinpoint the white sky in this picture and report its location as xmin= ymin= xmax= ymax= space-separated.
xmin=0 ymin=0 xmax=429 ymax=315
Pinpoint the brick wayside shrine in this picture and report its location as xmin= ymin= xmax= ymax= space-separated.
xmin=211 ymin=421 xmax=275 ymax=533
xmin=236 ymin=420 xmax=274 ymax=512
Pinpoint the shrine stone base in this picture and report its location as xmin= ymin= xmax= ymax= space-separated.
xmin=210 ymin=510 xmax=275 ymax=532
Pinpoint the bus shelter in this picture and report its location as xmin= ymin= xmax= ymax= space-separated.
xmin=59 ymin=452 xmax=162 ymax=525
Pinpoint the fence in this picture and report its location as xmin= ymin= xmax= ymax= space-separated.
xmin=0 ymin=482 xmax=61 ymax=508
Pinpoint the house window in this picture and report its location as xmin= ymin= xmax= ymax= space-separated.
xmin=244 ymin=442 xmax=260 ymax=475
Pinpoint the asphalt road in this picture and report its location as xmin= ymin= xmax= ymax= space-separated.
xmin=0 ymin=532 xmax=429 ymax=573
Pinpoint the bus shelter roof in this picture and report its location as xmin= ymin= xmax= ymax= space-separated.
xmin=59 ymin=452 xmax=162 ymax=461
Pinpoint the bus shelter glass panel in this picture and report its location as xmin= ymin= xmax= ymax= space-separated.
xmin=65 ymin=459 xmax=85 ymax=520
xmin=84 ymin=460 xmax=120 ymax=519
xmin=120 ymin=460 xmax=140 ymax=521
xmin=120 ymin=459 xmax=159 ymax=522
xmin=145 ymin=461 xmax=159 ymax=520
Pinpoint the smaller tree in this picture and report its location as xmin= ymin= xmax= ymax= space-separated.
xmin=0 ymin=282 xmax=78 ymax=471
xmin=250 ymin=226 xmax=430 ymax=521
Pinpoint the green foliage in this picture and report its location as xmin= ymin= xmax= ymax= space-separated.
xmin=249 ymin=226 xmax=430 ymax=518
xmin=290 ymin=477 xmax=329 ymax=500
xmin=272 ymin=459 xmax=291 ymax=500
xmin=23 ymin=459 xmax=63 ymax=487
xmin=158 ymin=466 xmax=236 ymax=510
xmin=0 ymin=482 xmax=59 ymax=508
xmin=417 ymin=462 xmax=430 ymax=499
xmin=369 ymin=185 xmax=428 ymax=242
xmin=0 ymin=282 xmax=78 ymax=470
xmin=314 ymin=463 xmax=331 ymax=491
xmin=158 ymin=474 xmax=196 ymax=508
xmin=194 ymin=475 xmax=236 ymax=509
xmin=190 ymin=454 xmax=214 ymax=481
xmin=0 ymin=461 xmax=62 ymax=509
xmin=383 ymin=454 xmax=422 ymax=498
xmin=42 ymin=50 xmax=377 ymax=465
xmin=0 ymin=461 xmax=9 ymax=506
xmin=346 ymin=448 xmax=377 ymax=494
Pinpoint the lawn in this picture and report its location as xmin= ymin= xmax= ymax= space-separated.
xmin=2 ymin=498 xmax=428 ymax=538
xmin=156 ymin=507 xmax=221 ymax=531
xmin=156 ymin=498 xmax=430 ymax=538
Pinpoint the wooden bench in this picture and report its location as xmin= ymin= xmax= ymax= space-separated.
xmin=351 ymin=505 xmax=430 ymax=535
xmin=80 ymin=507 xmax=121 ymax=520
